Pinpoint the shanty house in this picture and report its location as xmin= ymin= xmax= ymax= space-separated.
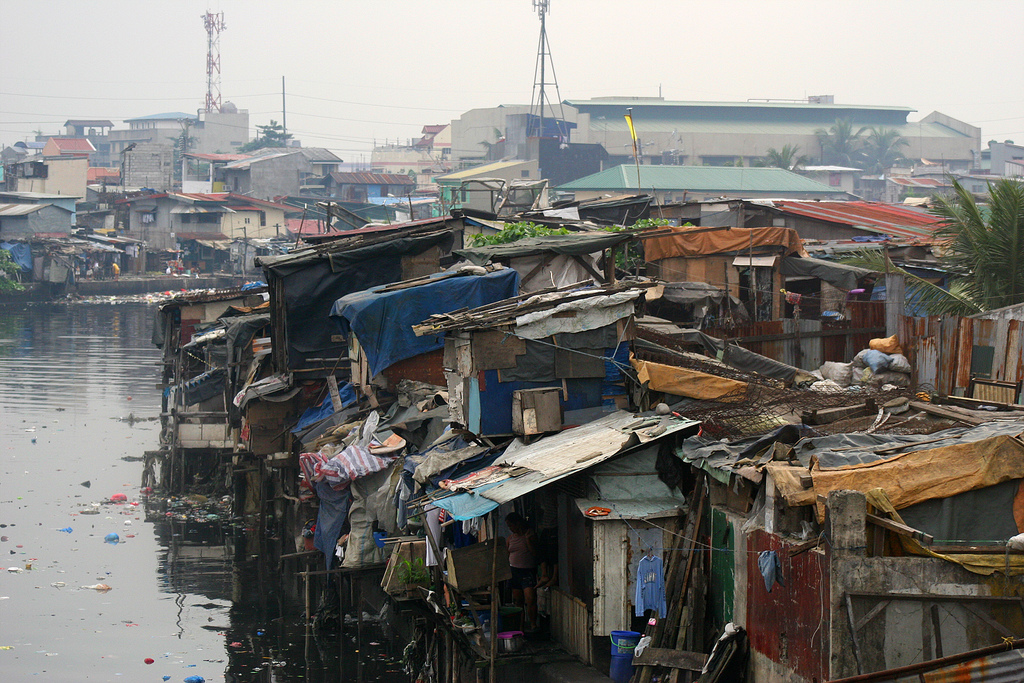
xmin=256 ymin=217 xmax=465 ymax=376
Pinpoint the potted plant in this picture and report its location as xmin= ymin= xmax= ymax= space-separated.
xmin=397 ymin=557 xmax=429 ymax=598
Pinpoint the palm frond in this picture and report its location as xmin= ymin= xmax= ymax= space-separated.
xmin=841 ymin=249 xmax=984 ymax=316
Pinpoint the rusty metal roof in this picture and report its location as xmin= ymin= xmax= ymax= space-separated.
xmin=770 ymin=200 xmax=942 ymax=240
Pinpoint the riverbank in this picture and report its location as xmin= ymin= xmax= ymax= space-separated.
xmin=0 ymin=274 xmax=252 ymax=304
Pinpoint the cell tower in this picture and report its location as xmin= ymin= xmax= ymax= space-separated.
xmin=528 ymin=0 xmax=567 ymax=141
xmin=203 ymin=11 xmax=226 ymax=113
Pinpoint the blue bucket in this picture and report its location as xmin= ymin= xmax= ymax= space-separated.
xmin=609 ymin=653 xmax=635 ymax=683
xmin=609 ymin=630 xmax=641 ymax=656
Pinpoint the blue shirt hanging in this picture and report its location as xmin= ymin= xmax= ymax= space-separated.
xmin=635 ymin=554 xmax=668 ymax=617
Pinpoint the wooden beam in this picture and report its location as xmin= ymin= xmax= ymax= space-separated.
xmin=631 ymin=647 xmax=706 ymax=671
xmin=908 ymin=401 xmax=985 ymax=426
xmin=570 ymin=254 xmax=608 ymax=284
xmin=866 ymin=513 xmax=934 ymax=545
xmin=726 ymin=327 xmax=886 ymax=344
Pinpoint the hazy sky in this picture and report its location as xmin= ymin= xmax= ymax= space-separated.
xmin=2 ymin=0 xmax=1022 ymax=162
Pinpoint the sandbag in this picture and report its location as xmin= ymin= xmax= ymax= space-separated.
xmin=851 ymin=366 xmax=874 ymax=386
xmin=819 ymin=361 xmax=854 ymax=387
xmin=887 ymin=353 xmax=912 ymax=374
xmin=868 ymin=370 xmax=911 ymax=388
xmin=853 ymin=349 xmax=891 ymax=373
xmin=870 ymin=335 xmax=903 ymax=355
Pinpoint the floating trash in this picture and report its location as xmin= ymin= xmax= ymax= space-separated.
xmin=144 ymin=658 xmax=154 ymax=664
xmin=57 ymin=527 xmax=73 ymax=533
xmin=109 ymin=493 xmax=127 ymax=503
xmin=82 ymin=584 xmax=112 ymax=592
xmin=104 ymin=533 xmax=120 ymax=545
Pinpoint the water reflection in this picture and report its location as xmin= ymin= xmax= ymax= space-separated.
xmin=0 ymin=302 xmax=403 ymax=683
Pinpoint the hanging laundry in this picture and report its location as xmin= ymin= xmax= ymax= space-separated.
xmin=757 ymin=550 xmax=785 ymax=592
xmin=634 ymin=553 xmax=667 ymax=617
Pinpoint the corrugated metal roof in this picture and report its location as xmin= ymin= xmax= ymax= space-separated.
xmin=922 ymin=647 xmax=1024 ymax=682
xmin=183 ymin=152 xmax=251 ymax=162
xmin=770 ymin=200 xmax=941 ymax=239
xmin=559 ymin=165 xmax=839 ymax=194
xmin=889 ymin=177 xmax=949 ymax=187
xmin=0 ymin=203 xmax=46 ymax=216
xmin=432 ymin=413 xmax=700 ymax=520
xmin=574 ymin=498 xmax=683 ymax=520
xmin=435 ymin=160 xmax=534 ymax=182
xmin=329 ymin=172 xmax=416 ymax=186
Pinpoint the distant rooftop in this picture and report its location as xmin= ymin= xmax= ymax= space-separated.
xmin=558 ymin=165 xmax=841 ymax=195
xmin=124 ymin=112 xmax=198 ymax=122
xmin=64 ymin=119 xmax=114 ymax=128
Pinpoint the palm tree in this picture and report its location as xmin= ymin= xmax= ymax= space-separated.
xmin=844 ymin=177 xmax=1024 ymax=315
xmin=760 ymin=144 xmax=809 ymax=171
xmin=858 ymin=127 xmax=910 ymax=174
xmin=815 ymin=118 xmax=866 ymax=167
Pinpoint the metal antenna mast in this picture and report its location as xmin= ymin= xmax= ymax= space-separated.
xmin=529 ymin=0 xmax=567 ymax=141
xmin=203 ymin=11 xmax=226 ymax=113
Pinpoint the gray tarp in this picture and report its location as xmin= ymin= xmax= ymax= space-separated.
xmin=454 ymin=232 xmax=635 ymax=266
xmin=780 ymin=256 xmax=872 ymax=291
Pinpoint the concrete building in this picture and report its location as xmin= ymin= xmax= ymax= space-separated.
xmin=318 ymin=172 xmax=417 ymax=201
xmin=42 ymin=137 xmax=96 ymax=159
xmin=191 ymin=105 xmax=250 ymax=154
xmin=218 ymin=148 xmax=342 ymax=200
xmin=5 ymin=155 xmax=89 ymax=199
xmin=371 ymin=124 xmax=453 ymax=183
xmin=449 ymin=104 xmax=587 ymax=164
xmin=561 ymin=97 xmax=980 ymax=171
xmin=796 ymin=165 xmax=860 ymax=195
xmin=122 ymin=142 xmax=175 ymax=191
xmin=63 ymin=119 xmax=115 ymax=166
xmin=117 ymin=191 xmax=292 ymax=251
xmin=988 ymin=141 xmax=1024 ymax=177
xmin=108 ymin=112 xmax=196 ymax=157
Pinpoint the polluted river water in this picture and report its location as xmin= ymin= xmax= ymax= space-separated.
xmin=0 ymin=302 xmax=403 ymax=683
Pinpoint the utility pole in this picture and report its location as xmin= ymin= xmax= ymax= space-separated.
xmin=282 ymin=76 xmax=287 ymax=140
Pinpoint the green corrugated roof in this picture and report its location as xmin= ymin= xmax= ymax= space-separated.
xmin=558 ymin=165 xmax=840 ymax=194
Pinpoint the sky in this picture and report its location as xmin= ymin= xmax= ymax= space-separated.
xmin=2 ymin=0 xmax=1022 ymax=163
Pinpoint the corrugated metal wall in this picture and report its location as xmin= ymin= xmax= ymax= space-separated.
xmin=902 ymin=316 xmax=1024 ymax=398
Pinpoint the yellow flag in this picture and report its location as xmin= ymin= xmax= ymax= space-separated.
xmin=624 ymin=112 xmax=638 ymax=142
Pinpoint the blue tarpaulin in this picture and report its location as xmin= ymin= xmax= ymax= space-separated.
xmin=330 ymin=269 xmax=520 ymax=378
xmin=292 ymin=385 xmax=358 ymax=434
xmin=0 ymin=242 xmax=32 ymax=272
xmin=430 ymin=482 xmax=503 ymax=521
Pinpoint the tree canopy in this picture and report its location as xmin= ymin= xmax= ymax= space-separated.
xmin=238 ymin=120 xmax=293 ymax=153
xmin=815 ymin=118 xmax=867 ymax=167
xmin=845 ymin=177 xmax=1024 ymax=316
xmin=757 ymin=144 xmax=809 ymax=171
xmin=858 ymin=127 xmax=910 ymax=174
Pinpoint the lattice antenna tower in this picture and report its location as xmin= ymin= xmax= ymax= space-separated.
xmin=203 ymin=11 xmax=226 ymax=113
xmin=529 ymin=0 xmax=568 ymax=141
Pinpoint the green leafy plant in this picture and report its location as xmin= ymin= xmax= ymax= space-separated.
xmin=468 ymin=221 xmax=570 ymax=247
xmin=397 ymin=557 xmax=429 ymax=584
xmin=0 ymin=249 xmax=25 ymax=293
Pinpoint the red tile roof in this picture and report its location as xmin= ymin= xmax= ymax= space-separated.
xmin=87 ymin=167 xmax=120 ymax=182
xmin=49 ymin=137 xmax=96 ymax=153
xmin=771 ymin=200 xmax=942 ymax=240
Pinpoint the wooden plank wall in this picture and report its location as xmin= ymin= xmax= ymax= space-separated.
xmin=550 ymin=588 xmax=593 ymax=665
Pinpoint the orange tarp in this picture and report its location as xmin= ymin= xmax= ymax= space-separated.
xmin=632 ymin=357 xmax=747 ymax=401
xmin=644 ymin=226 xmax=808 ymax=261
